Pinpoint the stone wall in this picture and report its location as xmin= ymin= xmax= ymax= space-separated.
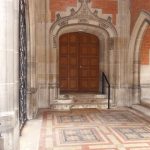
xmin=0 ymin=0 xmax=19 ymax=150
xmin=35 ymin=0 xmax=51 ymax=108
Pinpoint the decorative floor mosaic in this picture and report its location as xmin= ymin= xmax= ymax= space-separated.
xmin=38 ymin=108 xmax=150 ymax=150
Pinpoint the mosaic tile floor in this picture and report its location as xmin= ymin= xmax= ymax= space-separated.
xmin=20 ymin=108 xmax=150 ymax=150
xmin=37 ymin=108 xmax=150 ymax=150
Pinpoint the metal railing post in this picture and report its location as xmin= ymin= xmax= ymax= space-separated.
xmin=101 ymin=72 xmax=111 ymax=109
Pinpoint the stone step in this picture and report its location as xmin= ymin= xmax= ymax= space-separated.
xmin=132 ymin=104 xmax=150 ymax=117
xmin=50 ymin=93 xmax=113 ymax=111
xmin=50 ymin=103 xmax=110 ymax=111
xmin=59 ymin=94 xmax=107 ymax=99
xmin=50 ymin=98 xmax=113 ymax=111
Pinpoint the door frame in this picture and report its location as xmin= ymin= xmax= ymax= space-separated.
xmin=49 ymin=24 xmax=117 ymax=101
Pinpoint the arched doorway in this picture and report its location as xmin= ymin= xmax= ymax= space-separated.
xmin=59 ymin=32 xmax=100 ymax=93
xmin=48 ymin=0 xmax=117 ymax=103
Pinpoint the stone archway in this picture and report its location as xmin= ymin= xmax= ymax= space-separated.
xmin=48 ymin=0 xmax=117 ymax=103
xmin=128 ymin=11 xmax=150 ymax=105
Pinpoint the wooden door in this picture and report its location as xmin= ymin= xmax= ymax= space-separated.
xmin=59 ymin=32 xmax=99 ymax=93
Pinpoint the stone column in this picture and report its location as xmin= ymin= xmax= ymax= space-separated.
xmin=0 ymin=0 xmax=19 ymax=150
xmin=115 ymin=0 xmax=131 ymax=106
xmin=26 ymin=0 xmax=38 ymax=119
xmin=35 ymin=0 xmax=52 ymax=108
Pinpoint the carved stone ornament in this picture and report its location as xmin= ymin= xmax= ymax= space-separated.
xmin=50 ymin=0 xmax=117 ymax=48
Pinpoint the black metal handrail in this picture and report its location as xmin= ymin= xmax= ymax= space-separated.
xmin=102 ymin=72 xmax=110 ymax=109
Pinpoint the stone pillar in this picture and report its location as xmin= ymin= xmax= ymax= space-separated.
xmin=0 ymin=0 xmax=19 ymax=150
xmin=115 ymin=0 xmax=131 ymax=106
xmin=26 ymin=0 xmax=38 ymax=119
xmin=35 ymin=0 xmax=52 ymax=108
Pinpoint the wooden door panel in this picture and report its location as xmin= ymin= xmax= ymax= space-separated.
xmin=69 ymin=68 xmax=78 ymax=77
xmin=79 ymin=80 xmax=88 ymax=89
xmin=60 ymin=34 xmax=68 ymax=43
xmin=89 ymin=58 xmax=99 ymax=66
xmin=79 ymin=68 xmax=88 ymax=78
xmin=59 ymin=33 xmax=78 ymax=92
xmin=79 ymin=33 xmax=90 ymax=43
xmin=79 ymin=32 xmax=99 ymax=92
xmin=69 ymin=32 xmax=78 ymax=43
xmin=89 ymin=69 xmax=99 ymax=78
xmin=69 ymin=79 xmax=78 ymax=90
xmin=69 ymin=44 xmax=78 ymax=55
xmin=59 ymin=32 xmax=99 ymax=93
xmin=90 ymin=34 xmax=99 ymax=43
xmin=60 ymin=79 xmax=68 ymax=89
xmin=60 ymin=45 xmax=68 ymax=55
xmin=69 ymin=57 xmax=78 ymax=66
xmin=89 ymin=46 xmax=99 ymax=56
xmin=88 ymin=79 xmax=99 ymax=89
xmin=80 ymin=58 xmax=89 ymax=67
xmin=80 ymin=45 xmax=88 ymax=56
xmin=60 ymin=68 xmax=68 ymax=78
xmin=60 ymin=56 xmax=68 ymax=65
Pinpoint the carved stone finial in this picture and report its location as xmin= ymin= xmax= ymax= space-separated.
xmin=70 ymin=8 xmax=75 ymax=15
xmin=93 ymin=10 xmax=98 ymax=17
xmin=107 ymin=16 xmax=112 ymax=23
xmin=56 ymin=13 xmax=61 ymax=20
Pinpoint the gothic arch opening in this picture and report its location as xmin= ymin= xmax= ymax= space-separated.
xmin=128 ymin=11 xmax=150 ymax=105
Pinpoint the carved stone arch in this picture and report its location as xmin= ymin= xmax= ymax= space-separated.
xmin=48 ymin=0 xmax=118 ymax=103
xmin=56 ymin=24 xmax=110 ymax=80
xmin=128 ymin=11 xmax=150 ymax=105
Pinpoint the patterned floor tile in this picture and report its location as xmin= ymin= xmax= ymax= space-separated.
xmin=89 ymin=111 xmax=146 ymax=125
xmin=54 ymin=126 xmax=111 ymax=146
xmin=38 ymin=108 xmax=150 ymax=150
xmin=56 ymin=114 xmax=89 ymax=124
xmin=111 ymin=126 xmax=150 ymax=141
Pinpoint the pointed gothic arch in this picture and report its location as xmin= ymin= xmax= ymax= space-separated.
xmin=128 ymin=11 xmax=150 ymax=104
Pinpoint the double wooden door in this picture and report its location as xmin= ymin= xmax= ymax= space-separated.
xmin=59 ymin=32 xmax=100 ymax=93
